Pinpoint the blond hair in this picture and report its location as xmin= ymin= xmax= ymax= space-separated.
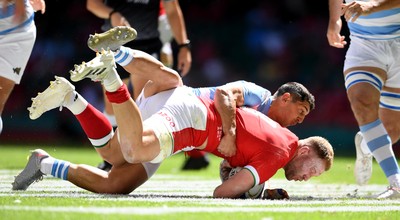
xmin=301 ymin=136 xmax=334 ymax=171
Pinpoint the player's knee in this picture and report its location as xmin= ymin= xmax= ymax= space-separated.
xmin=347 ymin=88 xmax=378 ymax=110
xmin=119 ymin=142 xmax=137 ymax=163
xmin=345 ymin=70 xmax=382 ymax=112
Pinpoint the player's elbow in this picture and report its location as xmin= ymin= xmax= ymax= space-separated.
xmin=213 ymin=186 xmax=242 ymax=199
xmin=213 ymin=187 xmax=226 ymax=198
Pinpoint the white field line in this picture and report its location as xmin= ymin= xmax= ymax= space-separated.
xmin=0 ymin=205 xmax=399 ymax=214
xmin=1 ymin=170 xmax=400 ymax=214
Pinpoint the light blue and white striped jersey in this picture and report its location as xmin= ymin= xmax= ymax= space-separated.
xmin=345 ymin=0 xmax=400 ymax=40
xmin=0 ymin=0 xmax=35 ymax=35
xmin=191 ymin=80 xmax=273 ymax=116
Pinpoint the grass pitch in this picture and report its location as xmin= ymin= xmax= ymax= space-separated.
xmin=0 ymin=145 xmax=399 ymax=220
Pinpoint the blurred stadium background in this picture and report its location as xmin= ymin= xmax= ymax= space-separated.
xmin=1 ymin=0 xmax=399 ymax=157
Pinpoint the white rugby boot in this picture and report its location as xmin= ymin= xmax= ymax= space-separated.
xmin=12 ymin=149 xmax=49 ymax=190
xmin=376 ymin=186 xmax=400 ymax=199
xmin=28 ymin=76 xmax=75 ymax=120
xmin=70 ymin=49 xmax=116 ymax=83
xmin=87 ymin=26 xmax=137 ymax=52
xmin=354 ymin=132 xmax=373 ymax=185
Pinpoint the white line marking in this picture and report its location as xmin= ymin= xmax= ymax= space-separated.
xmin=2 ymin=169 xmax=399 ymax=215
xmin=1 ymin=205 xmax=399 ymax=214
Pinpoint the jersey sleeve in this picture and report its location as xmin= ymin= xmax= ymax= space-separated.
xmin=243 ymin=154 xmax=286 ymax=186
xmin=225 ymin=80 xmax=271 ymax=107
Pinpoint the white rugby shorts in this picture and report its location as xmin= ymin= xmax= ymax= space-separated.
xmin=137 ymin=86 xmax=208 ymax=177
xmin=344 ymin=36 xmax=400 ymax=88
xmin=0 ymin=24 xmax=36 ymax=84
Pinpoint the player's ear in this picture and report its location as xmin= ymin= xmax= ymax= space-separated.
xmin=298 ymin=145 xmax=310 ymax=155
xmin=281 ymin=92 xmax=291 ymax=103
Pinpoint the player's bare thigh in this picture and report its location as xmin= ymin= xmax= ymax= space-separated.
xmin=95 ymin=128 xmax=127 ymax=167
xmin=344 ymin=66 xmax=385 ymax=123
xmin=0 ymin=76 xmax=15 ymax=114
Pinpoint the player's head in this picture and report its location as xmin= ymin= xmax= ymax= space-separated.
xmin=269 ymin=82 xmax=315 ymax=127
xmin=283 ymin=136 xmax=333 ymax=181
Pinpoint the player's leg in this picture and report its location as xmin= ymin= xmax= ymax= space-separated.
xmin=345 ymin=69 xmax=379 ymax=186
xmin=0 ymin=26 xmax=36 ymax=134
xmin=0 ymin=77 xmax=14 ymax=134
xmin=158 ymin=10 xmax=174 ymax=68
xmin=102 ymin=77 xmax=131 ymax=128
xmin=12 ymin=147 xmax=150 ymax=194
xmin=27 ymin=76 xmax=126 ymax=165
xmin=104 ymin=83 xmax=161 ymax=163
xmin=87 ymin=26 xmax=180 ymax=99
xmin=67 ymin=161 xmax=149 ymax=194
xmin=70 ymin=54 xmax=163 ymax=163
xmin=345 ymin=67 xmax=400 ymax=198
xmin=114 ymin=46 xmax=183 ymax=98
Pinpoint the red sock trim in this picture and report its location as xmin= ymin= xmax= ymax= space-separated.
xmin=76 ymin=104 xmax=113 ymax=139
xmin=105 ymin=84 xmax=131 ymax=104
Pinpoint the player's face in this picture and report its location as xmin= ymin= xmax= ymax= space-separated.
xmin=283 ymin=149 xmax=326 ymax=181
xmin=271 ymin=94 xmax=310 ymax=127
xmin=282 ymin=101 xmax=310 ymax=127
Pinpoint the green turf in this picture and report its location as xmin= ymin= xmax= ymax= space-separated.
xmin=0 ymin=145 xmax=399 ymax=220
xmin=0 ymin=144 xmax=390 ymax=184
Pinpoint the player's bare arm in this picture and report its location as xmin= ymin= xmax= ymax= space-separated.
xmin=342 ymin=0 xmax=400 ymax=22
xmin=30 ymin=0 xmax=45 ymax=14
xmin=163 ymin=0 xmax=191 ymax=76
xmin=213 ymin=83 xmax=247 ymax=157
xmin=213 ymin=168 xmax=254 ymax=198
xmin=86 ymin=0 xmax=130 ymax=27
xmin=213 ymin=86 xmax=242 ymax=157
xmin=327 ymin=0 xmax=347 ymax=48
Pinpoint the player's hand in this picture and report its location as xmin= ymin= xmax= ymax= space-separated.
xmin=219 ymin=159 xmax=232 ymax=182
xmin=8 ymin=0 xmax=26 ymax=24
xmin=110 ymin=12 xmax=131 ymax=27
xmin=30 ymin=0 xmax=46 ymax=14
xmin=262 ymin=188 xmax=290 ymax=200
xmin=217 ymin=134 xmax=237 ymax=157
xmin=341 ymin=1 xmax=373 ymax=22
xmin=326 ymin=19 xmax=347 ymax=48
xmin=177 ymin=47 xmax=191 ymax=76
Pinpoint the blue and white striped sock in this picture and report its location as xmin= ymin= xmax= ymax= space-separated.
xmin=360 ymin=119 xmax=400 ymax=186
xmin=40 ymin=157 xmax=70 ymax=180
xmin=114 ymin=46 xmax=134 ymax=67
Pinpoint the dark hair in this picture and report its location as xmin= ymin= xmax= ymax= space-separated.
xmin=274 ymin=82 xmax=315 ymax=110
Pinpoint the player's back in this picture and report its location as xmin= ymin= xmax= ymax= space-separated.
xmin=231 ymin=107 xmax=299 ymax=183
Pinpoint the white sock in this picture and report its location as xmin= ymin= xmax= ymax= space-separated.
xmin=103 ymin=67 xmax=123 ymax=92
xmin=0 ymin=116 xmax=2 ymax=134
xmin=63 ymin=91 xmax=88 ymax=115
xmin=40 ymin=157 xmax=71 ymax=180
